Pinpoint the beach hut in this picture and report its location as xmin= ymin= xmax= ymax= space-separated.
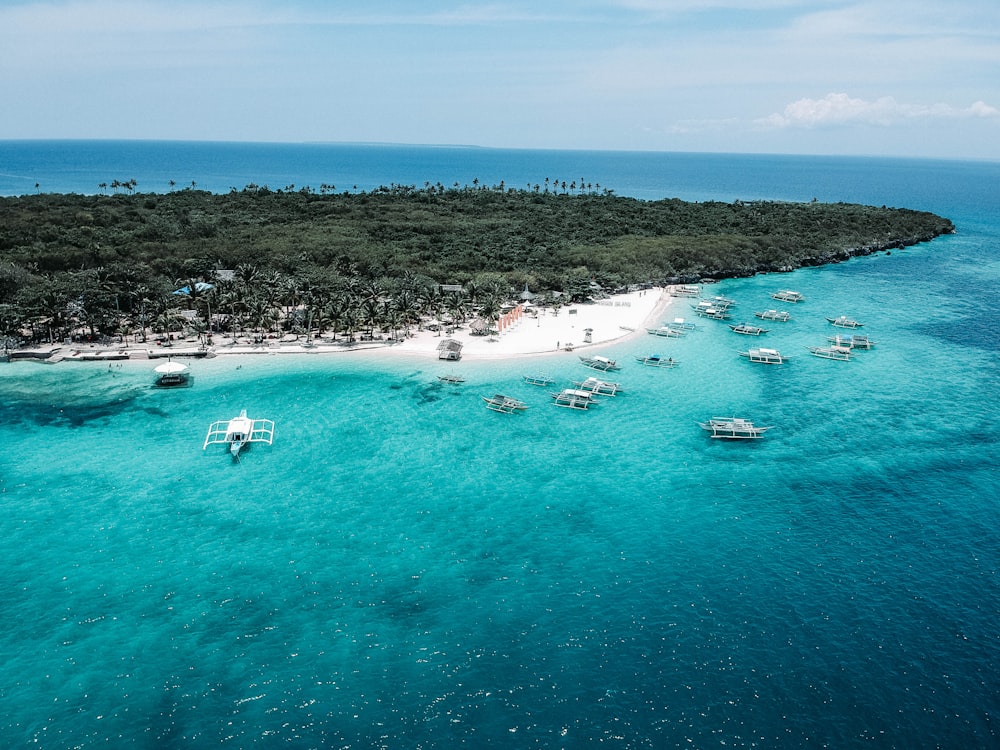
xmin=437 ymin=339 xmax=463 ymax=361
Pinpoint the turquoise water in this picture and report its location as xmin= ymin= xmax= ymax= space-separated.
xmin=2 ymin=147 xmax=1000 ymax=747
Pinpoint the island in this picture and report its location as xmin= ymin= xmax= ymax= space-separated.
xmin=0 ymin=185 xmax=954 ymax=350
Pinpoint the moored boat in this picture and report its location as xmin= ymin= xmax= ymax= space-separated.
xmin=522 ymin=373 xmax=555 ymax=386
xmin=646 ymin=325 xmax=685 ymax=338
xmin=807 ymin=345 xmax=853 ymax=361
xmin=739 ymin=347 xmax=788 ymax=364
xmin=635 ymin=354 xmax=678 ymax=367
xmin=482 ymin=393 xmax=528 ymax=413
xmin=203 ymin=409 xmax=275 ymax=457
xmin=770 ymin=290 xmax=804 ymax=303
xmin=551 ymin=388 xmax=599 ymax=410
xmin=827 ymin=333 xmax=875 ymax=350
xmin=698 ymin=417 xmax=773 ymax=439
xmin=437 ymin=374 xmax=466 ymax=384
xmin=152 ymin=360 xmax=192 ymax=388
xmin=579 ymin=354 xmax=621 ymax=371
xmin=729 ymin=323 xmax=768 ymax=336
xmin=694 ymin=305 xmax=731 ymax=320
xmin=670 ymin=284 xmax=701 ymax=297
xmin=754 ymin=309 xmax=791 ymax=322
xmin=827 ymin=315 xmax=864 ymax=328
xmin=571 ymin=376 xmax=623 ymax=396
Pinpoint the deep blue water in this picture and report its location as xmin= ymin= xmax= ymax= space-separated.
xmin=2 ymin=142 xmax=1000 ymax=748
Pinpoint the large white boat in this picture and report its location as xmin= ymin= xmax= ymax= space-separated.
xmin=551 ymin=388 xmax=599 ymax=410
xmin=204 ymin=409 xmax=275 ymax=457
xmin=739 ymin=347 xmax=788 ymax=364
xmin=807 ymin=345 xmax=853 ymax=361
xmin=729 ymin=323 xmax=768 ymax=336
xmin=827 ymin=315 xmax=864 ymax=328
xmin=770 ymin=290 xmax=804 ymax=303
xmin=635 ymin=354 xmax=678 ymax=368
xmin=579 ymin=354 xmax=621 ymax=371
xmin=152 ymin=360 xmax=191 ymax=388
xmin=698 ymin=417 xmax=773 ymax=439
xmin=482 ymin=394 xmax=528 ymax=413
xmin=571 ymin=376 xmax=623 ymax=396
xmin=754 ymin=309 xmax=791 ymax=322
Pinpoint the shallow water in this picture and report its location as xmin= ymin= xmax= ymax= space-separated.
xmin=2 ymin=148 xmax=999 ymax=748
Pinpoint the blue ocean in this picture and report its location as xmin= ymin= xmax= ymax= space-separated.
xmin=2 ymin=142 xmax=999 ymax=748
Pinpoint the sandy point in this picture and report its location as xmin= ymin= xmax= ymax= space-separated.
xmin=390 ymin=287 xmax=677 ymax=361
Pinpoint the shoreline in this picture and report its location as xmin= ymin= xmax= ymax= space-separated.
xmin=5 ymin=288 xmax=680 ymax=366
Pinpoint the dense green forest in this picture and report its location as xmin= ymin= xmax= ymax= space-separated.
xmin=0 ymin=184 xmax=954 ymax=345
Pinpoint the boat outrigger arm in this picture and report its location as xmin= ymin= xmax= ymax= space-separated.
xmin=204 ymin=409 xmax=275 ymax=456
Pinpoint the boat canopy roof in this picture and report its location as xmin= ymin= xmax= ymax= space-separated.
xmin=154 ymin=361 xmax=189 ymax=374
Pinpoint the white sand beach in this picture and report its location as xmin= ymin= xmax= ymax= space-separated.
xmin=391 ymin=287 xmax=674 ymax=360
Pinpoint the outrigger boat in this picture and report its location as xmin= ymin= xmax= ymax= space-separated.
xmin=571 ymin=376 xmax=623 ymax=396
xmin=827 ymin=315 xmax=864 ymax=328
xmin=204 ymin=409 xmax=275 ymax=457
xmin=670 ymin=284 xmax=701 ymax=297
xmin=646 ymin=325 xmax=685 ymax=338
xmin=482 ymin=394 xmax=528 ymax=413
xmin=437 ymin=374 xmax=466 ymax=384
xmin=579 ymin=354 xmax=621 ymax=372
xmin=704 ymin=295 xmax=737 ymax=308
xmin=694 ymin=306 xmax=731 ymax=320
xmin=827 ymin=333 xmax=875 ymax=350
xmin=668 ymin=317 xmax=697 ymax=330
xmin=754 ymin=309 xmax=791 ymax=322
xmin=635 ymin=354 xmax=678 ymax=368
xmin=807 ymin=345 xmax=853 ymax=361
xmin=698 ymin=416 xmax=773 ymax=440
xmin=729 ymin=323 xmax=768 ymax=336
xmin=522 ymin=373 xmax=555 ymax=386
xmin=739 ymin=347 xmax=788 ymax=364
xmin=770 ymin=290 xmax=804 ymax=303
xmin=551 ymin=388 xmax=599 ymax=410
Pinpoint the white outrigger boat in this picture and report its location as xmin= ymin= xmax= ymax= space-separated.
xmin=827 ymin=333 xmax=875 ymax=350
xmin=571 ymin=376 xmax=623 ymax=396
xmin=729 ymin=323 xmax=768 ymax=336
xmin=437 ymin=374 xmax=466 ymax=384
xmin=551 ymin=388 xmax=599 ymax=410
xmin=668 ymin=317 xmax=697 ymax=330
xmin=807 ymin=345 xmax=853 ymax=361
xmin=635 ymin=354 xmax=678 ymax=368
xmin=522 ymin=373 xmax=555 ymax=386
xmin=698 ymin=416 xmax=773 ymax=440
xmin=770 ymin=290 xmax=804 ymax=303
xmin=827 ymin=315 xmax=864 ymax=328
xmin=739 ymin=347 xmax=788 ymax=364
xmin=204 ymin=409 xmax=275 ymax=457
xmin=579 ymin=354 xmax=621 ymax=372
xmin=482 ymin=394 xmax=528 ymax=413
xmin=646 ymin=325 xmax=685 ymax=338
xmin=694 ymin=305 xmax=731 ymax=320
xmin=754 ymin=309 xmax=791 ymax=322
xmin=670 ymin=284 xmax=701 ymax=297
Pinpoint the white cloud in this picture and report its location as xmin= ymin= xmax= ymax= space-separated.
xmin=758 ymin=93 xmax=1000 ymax=128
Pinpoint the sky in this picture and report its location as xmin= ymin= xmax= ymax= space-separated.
xmin=2 ymin=0 xmax=999 ymax=160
